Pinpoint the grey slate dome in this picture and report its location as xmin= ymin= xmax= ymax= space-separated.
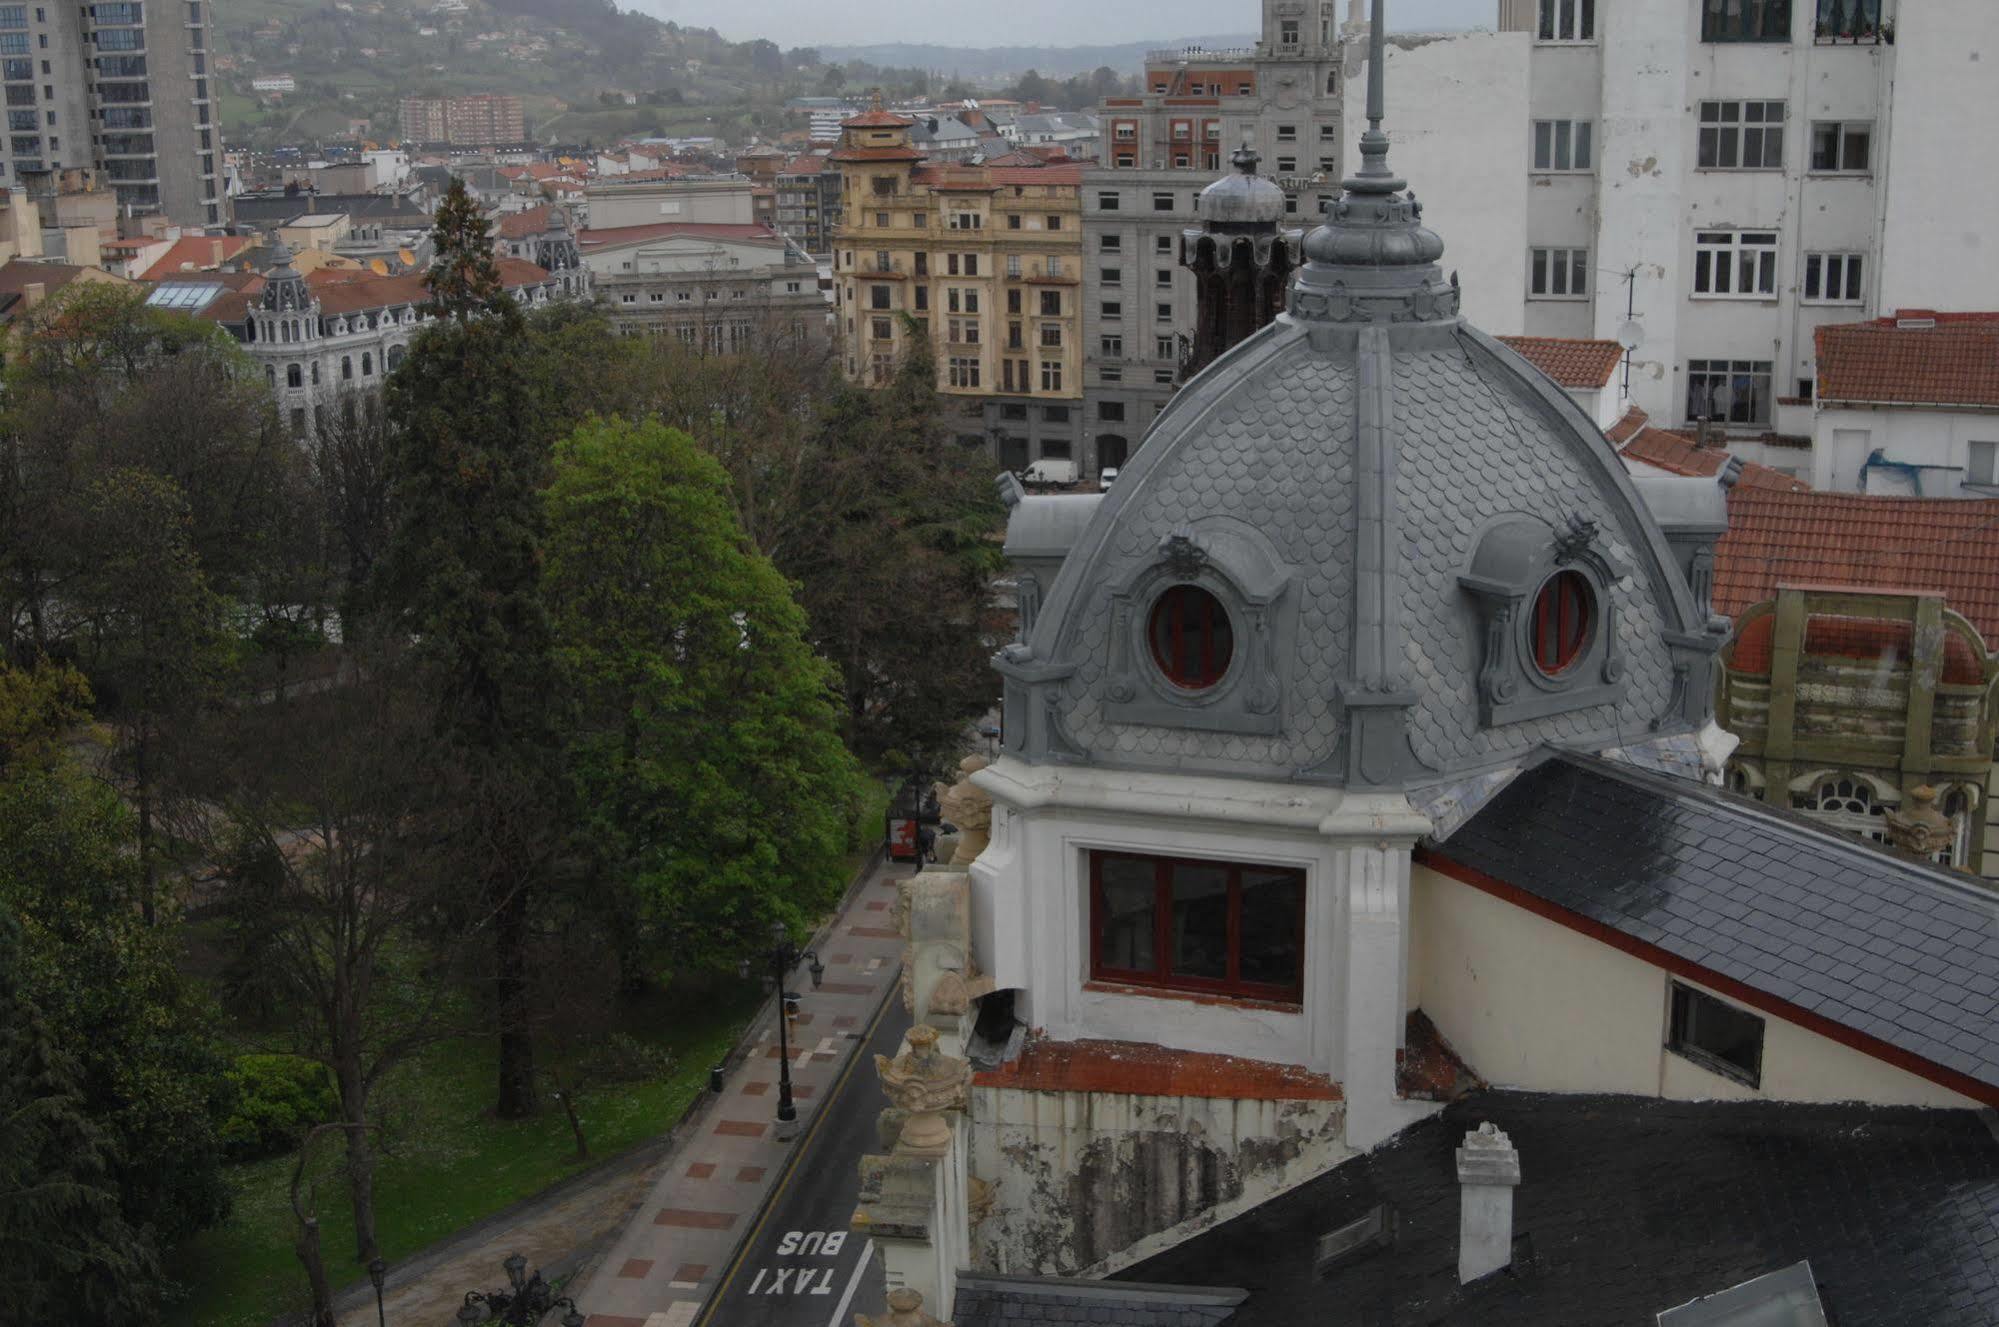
xmin=1198 ymin=145 xmax=1287 ymax=227
xmin=993 ymin=0 xmax=1726 ymax=791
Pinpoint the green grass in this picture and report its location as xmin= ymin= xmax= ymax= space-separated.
xmin=167 ymin=984 xmax=762 ymax=1327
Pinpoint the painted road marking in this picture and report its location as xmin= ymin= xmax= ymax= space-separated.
xmin=657 ymin=1304 xmax=699 ymax=1327
xmin=827 ymin=1239 xmax=876 ymax=1327
xmin=691 ymin=982 xmax=898 ymax=1327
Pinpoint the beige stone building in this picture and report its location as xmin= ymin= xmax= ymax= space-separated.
xmin=830 ymin=108 xmax=1086 ymax=469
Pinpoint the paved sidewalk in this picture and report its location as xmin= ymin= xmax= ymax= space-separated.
xmin=571 ymin=858 xmax=911 ymax=1327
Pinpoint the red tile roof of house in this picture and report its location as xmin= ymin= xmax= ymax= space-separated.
xmin=1714 ymin=488 xmax=1999 ymax=642
xmin=200 ymin=258 xmax=552 ymax=320
xmin=1815 ymin=312 xmax=1999 ymax=408
xmin=1611 ymin=407 xmax=1810 ymax=492
xmin=575 ymin=221 xmax=783 ymax=249
xmin=138 ymin=235 xmax=255 ymax=281
xmin=1727 ymin=612 xmax=1987 ymax=683
xmin=971 ymin=1036 xmax=1342 ymax=1101
xmin=496 ymin=204 xmax=552 ymax=238
xmin=782 ymin=152 xmax=829 ymax=174
xmin=842 ymin=109 xmax=915 ymax=128
xmin=1497 ymin=335 xmax=1623 ymax=389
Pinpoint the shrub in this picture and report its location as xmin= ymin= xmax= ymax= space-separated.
xmin=219 ymin=1054 xmax=338 ymax=1162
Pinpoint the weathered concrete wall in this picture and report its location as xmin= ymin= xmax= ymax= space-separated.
xmin=967 ymin=1085 xmax=1349 ymax=1276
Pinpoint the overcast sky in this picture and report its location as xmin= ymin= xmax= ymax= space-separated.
xmin=626 ymin=0 xmax=1494 ymax=49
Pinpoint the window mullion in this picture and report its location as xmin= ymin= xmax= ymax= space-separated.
xmin=1155 ymin=860 xmax=1172 ymax=982
xmin=1225 ymin=867 xmax=1242 ymax=990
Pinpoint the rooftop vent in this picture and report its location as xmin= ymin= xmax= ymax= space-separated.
xmin=1314 ymin=1204 xmax=1396 ymax=1275
xmin=1894 ymin=308 xmax=1938 ymax=330
xmin=1457 ymin=1122 xmax=1521 ymax=1285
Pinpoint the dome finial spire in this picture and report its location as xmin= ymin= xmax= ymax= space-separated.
xmin=1351 ymin=0 xmax=1400 ymax=193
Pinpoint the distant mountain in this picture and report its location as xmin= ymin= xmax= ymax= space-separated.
xmin=817 ymin=35 xmax=1260 ymax=81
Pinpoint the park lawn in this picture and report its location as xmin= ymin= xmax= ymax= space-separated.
xmin=166 ymin=984 xmax=760 ymax=1327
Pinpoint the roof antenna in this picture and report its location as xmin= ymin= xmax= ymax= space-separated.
xmin=1350 ymin=0 xmax=1403 ymax=194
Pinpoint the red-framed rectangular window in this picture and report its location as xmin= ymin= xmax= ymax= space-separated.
xmin=1089 ymin=850 xmax=1305 ymax=1002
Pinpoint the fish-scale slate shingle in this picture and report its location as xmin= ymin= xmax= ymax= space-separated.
xmin=1119 ymin=1089 xmax=1999 ymax=1325
xmin=1425 ymin=751 xmax=1999 ymax=1098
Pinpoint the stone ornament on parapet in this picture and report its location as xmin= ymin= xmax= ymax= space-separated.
xmin=934 ymin=754 xmax=993 ymax=867
xmin=873 ymin=1024 xmax=971 ymax=1155
xmin=856 ymin=1287 xmax=951 ymax=1327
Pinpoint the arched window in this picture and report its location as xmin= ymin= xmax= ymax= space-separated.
xmin=386 ymin=344 xmax=405 ymax=371
xmin=1529 ymin=570 xmax=1593 ymax=677
xmin=1149 ymin=585 xmax=1234 ymax=690
xmin=1796 ymin=776 xmax=1888 ymax=845
xmin=341 ymin=355 xmax=352 ymax=380
xmin=265 ymin=364 xmax=275 ymax=387
xmin=361 ymin=352 xmax=373 ymax=376
xmin=310 ymin=361 xmax=320 ymax=385
xmin=286 ymin=363 xmax=302 ymax=389
xmin=280 ymin=320 xmax=292 ymax=343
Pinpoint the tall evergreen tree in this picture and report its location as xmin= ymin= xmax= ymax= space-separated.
xmin=376 ymin=183 xmax=558 ymax=1119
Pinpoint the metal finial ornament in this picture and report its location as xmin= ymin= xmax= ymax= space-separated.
xmin=1232 ymin=139 xmax=1261 ymax=174
xmin=1351 ymin=0 xmax=1403 ymax=193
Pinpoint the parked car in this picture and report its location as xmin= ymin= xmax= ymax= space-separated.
xmin=1099 ymin=466 xmax=1120 ymax=492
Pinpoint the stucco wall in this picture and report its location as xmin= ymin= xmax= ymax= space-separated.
xmin=1878 ymin=0 xmax=1999 ymax=314
xmin=967 ymin=1084 xmax=1348 ymax=1277
xmin=1346 ymin=30 xmax=1532 ymax=337
xmin=1811 ymin=406 xmax=1999 ymax=495
xmin=1411 ymin=863 xmax=1979 ymax=1110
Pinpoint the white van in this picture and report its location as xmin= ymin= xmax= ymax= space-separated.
xmin=1022 ymin=458 xmax=1078 ymax=489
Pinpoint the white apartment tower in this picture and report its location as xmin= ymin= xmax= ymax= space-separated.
xmin=0 ymin=0 xmax=221 ymax=224
xmin=1484 ymin=0 xmax=1996 ymax=432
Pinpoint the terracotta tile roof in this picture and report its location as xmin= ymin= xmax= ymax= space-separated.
xmin=1497 ymin=335 xmax=1623 ymax=389
xmin=137 ymin=235 xmax=255 ymax=281
xmin=1727 ymin=612 xmax=1987 ymax=683
xmin=971 ymin=1036 xmax=1342 ymax=1101
xmin=1816 ymin=313 xmax=1999 ymax=408
xmin=496 ymin=204 xmax=551 ymax=238
xmin=575 ymin=221 xmax=783 ymax=249
xmin=1714 ymin=488 xmax=1999 ymax=641
xmin=842 ymin=109 xmax=915 ymax=128
xmin=0 ymin=258 xmax=95 ymax=298
xmin=1612 ymin=407 xmax=1810 ymax=492
xmin=781 ymin=152 xmax=829 ymax=174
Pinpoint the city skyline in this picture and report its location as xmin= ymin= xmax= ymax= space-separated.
xmin=626 ymin=0 xmax=1494 ymax=50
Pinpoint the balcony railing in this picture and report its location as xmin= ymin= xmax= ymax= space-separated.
xmin=1145 ymin=45 xmax=1254 ymax=62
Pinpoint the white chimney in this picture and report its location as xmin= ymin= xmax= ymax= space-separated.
xmin=1456 ymin=1121 xmax=1520 ymax=1285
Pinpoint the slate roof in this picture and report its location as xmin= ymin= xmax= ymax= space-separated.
xmin=1424 ymin=751 xmax=1999 ymax=1101
xmin=1714 ymin=487 xmax=1999 ymax=639
xmin=1816 ymin=313 xmax=1999 ymax=408
xmin=1118 ymin=1089 xmax=1999 ymax=1325
xmin=1494 ymin=335 xmax=1622 ymax=389
xmin=956 ymin=1274 xmax=1244 ymax=1327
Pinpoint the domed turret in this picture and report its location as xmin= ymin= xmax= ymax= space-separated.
xmin=260 ymin=237 xmax=312 ymax=314
xmin=995 ymin=0 xmax=1726 ymax=793
xmin=1180 ymin=144 xmax=1302 ymax=380
xmin=1196 ymin=143 xmax=1287 ymax=227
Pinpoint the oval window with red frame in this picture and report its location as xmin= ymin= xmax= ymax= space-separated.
xmin=1530 ymin=570 xmax=1594 ymax=677
xmin=1148 ymin=584 xmax=1234 ymax=690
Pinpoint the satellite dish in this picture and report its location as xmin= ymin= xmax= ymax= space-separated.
xmin=1615 ymin=319 xmax=1645 ymax=352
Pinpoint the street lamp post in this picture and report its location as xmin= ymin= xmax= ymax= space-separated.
xmin=457 ymin=1251 xmax=585 ymax=1327
xmin=367 ymin=1256 xmax=387 ymax=1327
xmin=740 ymin=921 xmax=825 ymax=1137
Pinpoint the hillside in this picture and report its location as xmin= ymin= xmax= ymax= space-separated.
xmin=818 ymin=35 xmax=1258 ymax=81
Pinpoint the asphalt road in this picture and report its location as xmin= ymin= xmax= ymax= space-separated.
xmin=696 ymin=977 xmax=907 ymax=1327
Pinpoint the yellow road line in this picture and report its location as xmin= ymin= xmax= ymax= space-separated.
xmin=692 ymin=976 xmax=898 ymax=1327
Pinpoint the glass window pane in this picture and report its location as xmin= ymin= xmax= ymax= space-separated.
xmin=1805 ymin=254 xmax=1822 ymax=300
xmin=1575 ymin=121 xmax=1592 ymax=169
xmin=1169 ymin=863 xmax=1230 ymax=980
xmin=1239 ymin=869 xmax=1303 ymax=989
xmin=1579 ymin=0 xmax=1594 ymax=37
xmin=1532 ymin=248 xmax=1547 ymax=293
xmin=1534 ymin=120 xmax=1551 ymax=169
xmin=1554 ymin=120 xmax=1571 ymax=169
xmin=1098 ymin=857 xmax=1157 ymax=973
xmin=1570 ymin=250 xmax=1587 ymax=294
xmin=1844 ymin=126 xmax=1869 ymax=171
xmin=1845 ymin=255 xmax=1863 ymax=300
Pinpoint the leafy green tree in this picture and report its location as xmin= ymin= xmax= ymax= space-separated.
xmin=378 ymin=184 xmax=560 ymax=1119
xmin=0 ymin=661 xmax=232 ymax=1317
xmin=545 ymin=418 xmax=861 ymax=966
xmin=0 ymin=907 xmax=153 ymax=1326
xmin=76 ymin=469 xmax=229 ymax=924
